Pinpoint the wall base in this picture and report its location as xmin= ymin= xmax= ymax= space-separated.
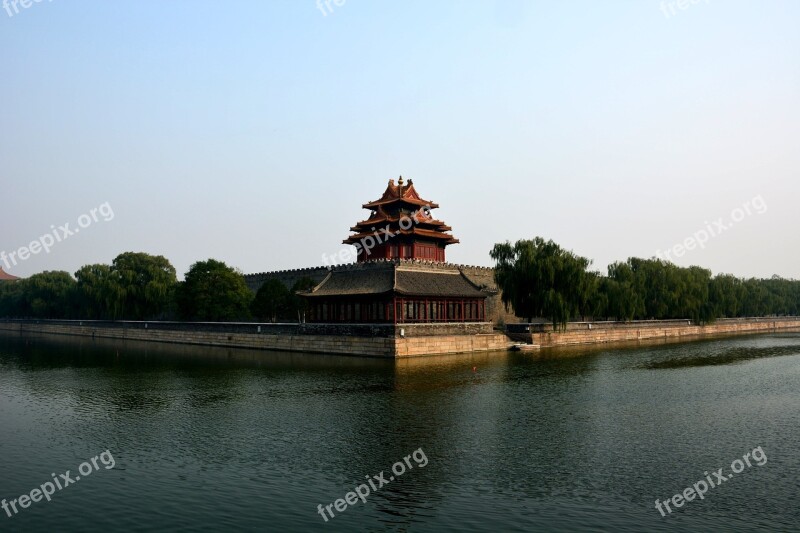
xmin=0 ymin=321 xmax=510 ymax=358
xmin=523 ymin=318 xmax=800 ymax=347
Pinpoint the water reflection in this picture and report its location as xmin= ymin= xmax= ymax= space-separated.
xmin=1 ymin=331 xmax=799 ymax=532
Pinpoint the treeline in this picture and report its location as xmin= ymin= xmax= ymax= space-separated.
xmin=0 ymin=252 xmax=315 ymax=322
xmin=492 ymin=237 xmax=800 ymax=330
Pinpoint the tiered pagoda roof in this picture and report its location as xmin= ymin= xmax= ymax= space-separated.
xmin=343 ymin=177 xmax=459 ymax=248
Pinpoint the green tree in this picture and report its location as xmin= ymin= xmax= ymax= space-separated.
xmin=290 ymin=277 xmax=318 ymax=322
xmin=606 ymin=261 xmax=645 ymax=321
xmin=251 ymin=279 xmax=290 ymax=322
xmin=491 ymin=237 xmax=593 ymax=330
xmin=603 ymin=278 xmax=643 ymax=321
xmin=111 ymin=252 xmax=177 ymax=320
xmin=589 ymin=276 xmax=611 ymax=318
xmin=709 ymin=274 xmax=744 ymax=318
xmin=603 ymin=258 xmax=712 ymax=322
xmin=74 ymin=264 xmax=122 ymax=319
xmin=741 ymin=278 xmax=772 ymax=317
xmin=20 ymin=271 xmax=77 ymax=318
xmin=628 ymin=258 xmax=671 ymax=319
xmin=683 ymin=266 xmax=712 ymax=323
xmin=0 ymin=280 xmax=25 ymax=317
xmin=176 ymin=259 xmax=253 ymax=321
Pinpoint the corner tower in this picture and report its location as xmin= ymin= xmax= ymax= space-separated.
xmin=343 ymin=177 xmax=459 ymax=262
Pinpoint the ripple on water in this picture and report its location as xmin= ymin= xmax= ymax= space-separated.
xmin=1 ymin=332 xmax=799 ymax=531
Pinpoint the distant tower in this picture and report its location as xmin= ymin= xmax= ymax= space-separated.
xmin=0 ymin=268 xmax=20 ymax=281
xmin=343 ymin=177 xmax=459 ymax=262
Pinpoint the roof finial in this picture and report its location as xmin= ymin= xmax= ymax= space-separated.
xmin=398 ymin=175 xmax=404 ymax=186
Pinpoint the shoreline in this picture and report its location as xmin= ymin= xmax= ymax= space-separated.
xmin=1 ymin=318 xmax=799 ymax=358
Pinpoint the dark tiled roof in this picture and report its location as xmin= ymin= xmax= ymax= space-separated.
xmin=303 ymin=265 xmax=485 ymax=298
xmin=303 ymin=268 xmax=394 ymax=297
xmin=395 ymin=270 xmax=484 ymax=297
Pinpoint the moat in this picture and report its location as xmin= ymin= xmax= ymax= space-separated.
xmin=1 ymin=331 xmax=798 ymax=531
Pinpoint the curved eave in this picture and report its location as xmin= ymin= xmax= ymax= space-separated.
xmin=343 ymin=229 xmax=459 ymax=245
xmin=362 ymin=198 xmax=440 ymax=209
xmin=394 ymin=228 xmax=459 ymax=242
xmin=350 ymin=218 xmax=452 ymax=231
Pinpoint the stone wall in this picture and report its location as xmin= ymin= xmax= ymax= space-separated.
xmin=0 ymin=320 xmax=509 ymax=358
xmin=3 ymin=318 xmax=798 ymax=357
xmin=300 ymin=322 xmax=493 ymax=337
xmin=395 ymin=333 xmax=510 ymax=357
xmin=396 ymin=322 xmax=494 ymax=336
xmin=0 ymin=319 xmax=492 ymax=339
xmin=244 ymin=267 xmax=330 ymax=293
xmin=16 ymin=319 xmax=303 ymax=335
xmin=506 ymin=319 xmax=693 ymax=341
xmin=459 ymin=265 xmax=517 ymax=327
xmin=517 ymin=317 xmax=800 ymax=347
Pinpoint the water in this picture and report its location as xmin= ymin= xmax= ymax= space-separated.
xmin=1 ymin=332 xmax=798 ymax=532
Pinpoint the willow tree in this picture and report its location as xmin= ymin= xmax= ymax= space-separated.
xmin=20 ymin=271 xmax=78 ymax=318
xmin=491 ymin=237 xmax=593 ymax=331
xmin=606 ymin=261 xmax=646 ymax=321
xmin=0 ymin=280 xmax=24 ymax=318
xmin=74 ymin=263 xmax=120 ymax=319
xmin=110 ymin=252 xmax=177 ymax=320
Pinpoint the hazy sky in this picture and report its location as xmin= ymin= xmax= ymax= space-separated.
xmin=1 ymin=0 xmax=798 ymax=280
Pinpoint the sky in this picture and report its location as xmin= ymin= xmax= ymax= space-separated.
xmin=1 ymin=0 xmax=798 ymax=280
